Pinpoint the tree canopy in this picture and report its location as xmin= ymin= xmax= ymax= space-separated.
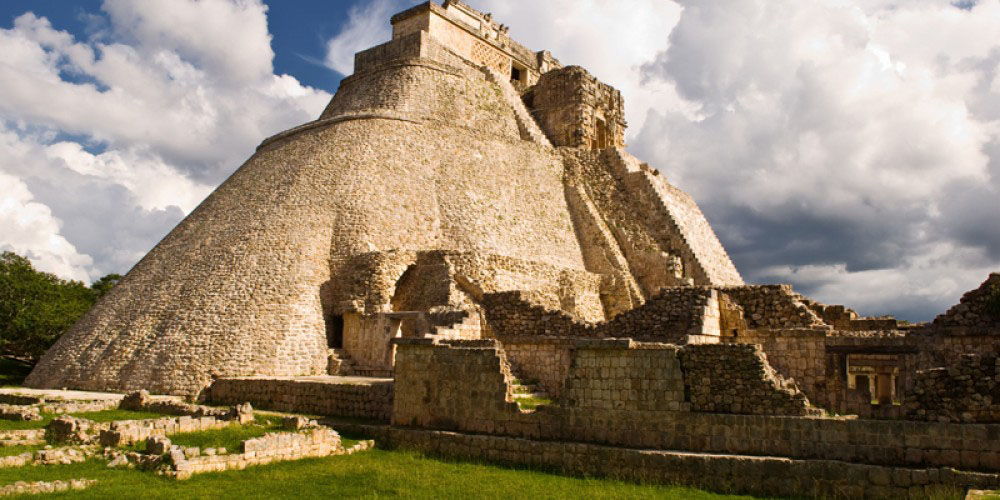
xmin=0 ymin=252 xmax=120 ymax=362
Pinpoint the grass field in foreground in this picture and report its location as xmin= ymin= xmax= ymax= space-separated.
xmin=0 ymin=449 xmax=761 ymax=500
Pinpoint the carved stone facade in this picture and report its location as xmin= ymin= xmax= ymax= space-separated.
xmin=529 ymin=66 xmax=626 ymax=150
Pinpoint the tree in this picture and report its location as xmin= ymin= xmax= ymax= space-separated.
xmin=0 ymin=252 xmax=119 ymax=362
xmin=91 ymin=274 xmax=123 ymax=298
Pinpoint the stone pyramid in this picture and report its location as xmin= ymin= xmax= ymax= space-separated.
xmin=27 ymin=1 xmax=742 ymax=395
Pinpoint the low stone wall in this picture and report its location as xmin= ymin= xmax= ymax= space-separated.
xmin=0 ymin=479 xmax=96 ymax=496
xmin=359 ymin=425 xmax=999 ymax=499
xmin=120 ymin=390 xmax=234 ymax=418
xmin=99 ymin=416 xmax=235 ymax=447
xmin=564 ymin=343 xmax=689 ymax=412
xmin=932 ymin=273 xmax=1000 ymax=330
xmin=906 ymin=352 xmax=1000 ymax=423
xmin=163 ymin=429 xmax=373 ymax=480
xmin=0 ymin=395 xmax=42 ymax=405
xmin=206 ymin=377 xmax=393 ymax=422
xmin=724 ymin=329 xmax=828 ymax=406
xmin=40 ymin=400 xmax=118 ymax=414
xmin=0 ymin=446 xmax=97 ymax=469
xmin=680 ymin=344 xmax=814 ymax=416
xmin=0 ymin=404 xmax=40 ymax=421
xmin=0 ymin=429 xmax=45 ymax=446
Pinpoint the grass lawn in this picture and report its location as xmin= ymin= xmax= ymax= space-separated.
xmin=0 ymin=450 xmax=761 ymax=499
xmin=0 ymin=443 xmax=39 ymax=457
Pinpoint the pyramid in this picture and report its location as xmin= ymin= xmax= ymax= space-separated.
xmin=26 ymin=0 xmax=742 ymax=395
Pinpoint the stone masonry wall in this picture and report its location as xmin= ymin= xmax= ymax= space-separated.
xmin=724 ymin=329 xmax=829 ymax=407
xmin=906 ymin=351 xmax=1000 ymax=423
xmin=563 ymin=344 xmax=689 ymax=412
xmin=680 ymin=344 xmax=814 ymax=415
xmin=364 ymin=425 xmax=999 ymax=500
xmin=392 ymin=341 xmax=1000 ymax=473
xmin=206 ymin=377 xmax=393 ymax=422
xmin=530 ymin=66 xmax=625 ymax=149
xmin=482 ymin=287 xmax=718 ymax=342
xmin=501 ymin=339 xmax=573 ymax=398
xmin=718 ymin=285 xmax=828 ymax=329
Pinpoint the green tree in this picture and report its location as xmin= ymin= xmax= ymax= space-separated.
xmin=0 ymin=252 xmax=105 ymax=361
xmin=91 ymin=273 xmax=123 ymax=298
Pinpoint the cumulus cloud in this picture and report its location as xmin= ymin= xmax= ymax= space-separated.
xmin=635 ymin=0 xmax=1000 ymax=319
xmin=0 ymin=0 xmax=332 ymax=282
xmin=0 ymin=171 xmax=92 ymax=282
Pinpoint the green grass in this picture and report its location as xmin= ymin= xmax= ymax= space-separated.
xmin=0 ymin=450 xmax=760 ymax=499
xmin=0 ymin=444 xmax=39 ymax=457
xmin=516 ymin=395 xmax=554 ymax=411
xmin=147 ymin=416 xmax=283 ymax=453
xmin=0 ymin=357 xmax=32 ymax=387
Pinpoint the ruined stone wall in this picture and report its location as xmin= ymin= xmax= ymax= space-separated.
xmin=906 ymin=351 xmax=1000 ymax=423
xmin=391 ymin=341 xmax=1000 ymax=472
xmin=680 ymin=344 xmax=814 ymax=416
xmin=932 ymin=273 xmax=1000 ymax=331
xmin=206 ymin=377 xmax=393 ymax=422
xmin=482 ymin=287 xmax=718 ymax=342
xmin=718 ymin=285 xmax=827 ymax=329
xmin=725 ymin=329 xmax=829 ymax=407
xmin=501 ymin=338 xmax=573 ymax=398
xmin=364 ymin=426 xmax=999 ymax=500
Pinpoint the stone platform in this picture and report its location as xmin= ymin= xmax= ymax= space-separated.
xmin=205 ymin=376 xmax=394 ymax=422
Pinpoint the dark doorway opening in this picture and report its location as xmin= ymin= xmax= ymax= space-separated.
xmin=326 ymin=314 xmax=344 ymax=349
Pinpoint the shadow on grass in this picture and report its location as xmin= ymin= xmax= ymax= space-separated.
xmin=0 ymin=357 xmax=32 ymax=387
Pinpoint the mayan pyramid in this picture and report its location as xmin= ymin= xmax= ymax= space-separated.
xmin=26 ymin=1 xmax=742 ymax=395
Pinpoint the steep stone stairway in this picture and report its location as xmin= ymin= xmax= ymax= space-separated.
xmin=481 ymin=66 xmax=553 ymax=148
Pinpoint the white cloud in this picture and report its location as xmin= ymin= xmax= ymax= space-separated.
xmin=0 ymin=0 xmax=332 ymax=282
xmin=324 ymin=0 xmax=401 ymax=76
xmin=635 ymin=0 xmax=1000 ymax=319
xmin=0 ymin=171 xmax=92 ymax=282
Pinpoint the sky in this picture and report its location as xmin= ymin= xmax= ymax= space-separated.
xmin=0 ymin=0 xmax=997 ymax=322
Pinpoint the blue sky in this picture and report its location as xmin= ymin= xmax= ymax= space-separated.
xmin=0 ymin=0 xmax=354 ymax=92
xmin=0 ymin=0 xmax=997 ymax=321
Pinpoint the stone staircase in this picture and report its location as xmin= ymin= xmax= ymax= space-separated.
xmin=327 ymin=349 xmax=355 ymax=376
xmin=480 ymin=66 xmax=552 ymax=148
xmin=606 ymin=148 xmax=744 ymax=286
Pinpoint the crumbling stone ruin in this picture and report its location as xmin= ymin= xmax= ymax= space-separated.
xmin=19 ymin=2 xmax=1000 ymax=498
